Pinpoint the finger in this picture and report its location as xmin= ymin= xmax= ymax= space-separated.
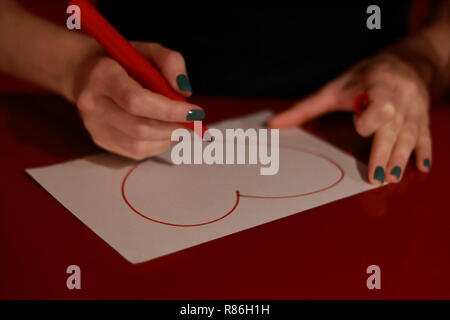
xmin=268 ymin=88 xmax=338 ymax=128
xmin=268 ymin=68 xmax=363 ymax=128
xmin=354 ymin=85 xmax=396 ymax=137
xmin=91 ymin=125 xmax=173 ymax=160
xmin=92 ymin=95 xmax=184 ymax=141
xmin=133 ymin=42 xmax=192 ymax=97
xmin=96 ymin=59 xmax=203 ymax=122
xmin=415 ymin=123 xmax=432 ymax=173
xmin=385 ymin=120 xmax=420 ymax=183
xmin=367 ymin=121 xmax=400 ymax=185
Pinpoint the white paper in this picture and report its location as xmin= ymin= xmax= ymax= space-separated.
xmin=26 ymin=111 xmax=376 ymax=264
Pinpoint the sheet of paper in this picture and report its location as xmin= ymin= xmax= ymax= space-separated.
xmin=27 ymin=111 xmax=376 ymax=264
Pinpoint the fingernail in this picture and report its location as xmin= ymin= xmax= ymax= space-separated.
xmin=186 ymin=109 xmax=204 ymax=121
xmin=374 ymin=166 xmax=385 ymax=183
xmin=423 ymin=158 xmax=431 ymax=169
xmin=176 ymin=74 xmax=192 ymax=92
xmin=390 ymin=166 xmax=402 ymax=180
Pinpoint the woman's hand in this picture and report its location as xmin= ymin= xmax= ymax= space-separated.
xmin=72 ymin=42 xmax=203 ymax=160
xmin=269 ymin=53 xmax=432 ymax=185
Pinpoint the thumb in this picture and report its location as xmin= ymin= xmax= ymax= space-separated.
xmin=132 ymin=42 xmax=192 ymax=97
xmin=268 ymin=87 xmax=339 ymax=128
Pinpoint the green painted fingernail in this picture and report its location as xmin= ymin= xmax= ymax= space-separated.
xmin=186 ymin=109 xmax=204 ymax=121
xmin=176 ymin=74 xmax=192 ymax=92
xmin=390 ymin=166 xmax=402 ymax=180
xmin=374 ymin=166 xmax=385 ymax=183
xmin=423 ymin=158 xmax=431 ymax=169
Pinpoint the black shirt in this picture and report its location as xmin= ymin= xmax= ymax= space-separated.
xmin=99 ymin=1 xmax=411 ymax=98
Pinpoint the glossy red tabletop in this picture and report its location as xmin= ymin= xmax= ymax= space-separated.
xmin=1 ymin=94 xmax=449 ymax=299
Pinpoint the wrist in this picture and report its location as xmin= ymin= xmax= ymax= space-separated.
xmin=59 ymin=35 xmax=102 ymax=103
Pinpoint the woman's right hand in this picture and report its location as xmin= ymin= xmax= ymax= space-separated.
xmin=72 ymin=42 xmax=204 ymax=160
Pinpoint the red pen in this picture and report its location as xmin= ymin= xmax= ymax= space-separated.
xmin=352 ymin=92 xmax=369 ymax=115
xmin=69 ymin=0 xmax=207 ymax=137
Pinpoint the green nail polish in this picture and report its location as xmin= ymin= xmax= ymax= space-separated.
xmin=176 ymin=74 xmax=192 ymax=92
xmin=374 ymin=166 xmax=385 ymax=183
xmin=390 ymin=166 xmax=402 ymax=180
xmin=423 ymin=158 xmax=431 ymax=169
xmin=186 ymin=109 xmax=205 ymax=121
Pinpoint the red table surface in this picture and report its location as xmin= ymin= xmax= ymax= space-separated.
xmin=0 ymin=94 xmax=449 ymax=300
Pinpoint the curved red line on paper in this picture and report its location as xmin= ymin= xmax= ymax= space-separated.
xmin=121 ymin=145 xmax=345 ymax=227
xmin=121 ymin=164 xmax=240 ymax=227
xmin=239 ymin=145 xmax=345 ymax=199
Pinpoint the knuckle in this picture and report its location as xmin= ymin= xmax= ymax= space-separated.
xmin=99 ymin=58 xmax=120 ymax=73
xmin=162 ymin=50 xmax=184 ymax=66
xmin=121 ymin=89 xmax=142 ymax=114
xmin=395 ymin=147 xmax=412 ymax=160
xmin=419 ymin=135 xmax=432 ymax=146
xmin=86 ymin=61 xmax=124 ymax=97
xmin=129 ymin=142 xmax=150 ymax=160
xmin=402 ymin=78 xmax=417 ymax=93
xmin=90 ymin=58 xmax=118 ymax=83
xmin=391 ymin=114 xmax=404 ymax=129
xmin=77 ymin=92 xmax=94 ymax=113
xmin=355 ymin=121 xmax=370 ymax=137
xmin=163 ymin=102 xmax=179 ymax=120
xmin=420 ymin=125 xmax=431 ymax=138
xmin=156 ymin=99 xmax=178 ymax=121
xmin=131 ymin=122 xmax=152 ymax=139
xmin=379 ymin=102 xmax=396 ymax=121
xmin=368 ymin=65 xmax=395 ymax=83
xmin=403 ymin=123 xmax=419 ymax=138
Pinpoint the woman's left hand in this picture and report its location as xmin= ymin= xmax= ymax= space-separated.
xmin=269 ymin=52 xmax=432 ymax=185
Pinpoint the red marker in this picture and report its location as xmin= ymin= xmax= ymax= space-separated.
xmin=69 ymin=0 xmax=207 ymax=137
xmin=352 ymin=92 xmax=370 ymax=115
